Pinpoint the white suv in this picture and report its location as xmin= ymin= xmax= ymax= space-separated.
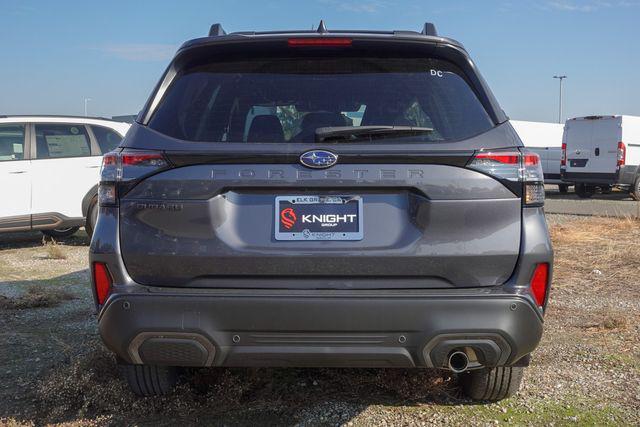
xmin=0 ymin=115 xmax=130 ymax=238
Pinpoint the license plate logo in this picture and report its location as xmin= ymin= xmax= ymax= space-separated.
xmin=275 ymin=196 xmax=363 ymax=241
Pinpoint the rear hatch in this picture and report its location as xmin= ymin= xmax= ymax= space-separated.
xmin=114 ymin=37 xmax=529 ymax=289
xmin=564 ymin=116 xmax=621 ymax=174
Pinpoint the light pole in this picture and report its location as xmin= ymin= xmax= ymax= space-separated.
xmin=553 ymin=75 xmax=567 ymax=124
xmin=84 ymin=98 xmax=92 ymax=117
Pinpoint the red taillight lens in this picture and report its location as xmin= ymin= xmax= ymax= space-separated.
xmin=468 ymin=150 xmax=522 ymax=181
xmin=473 ymin=152 xmax=520 ymax=164
xmin=560 ymin=143 xmax=567 ymax=167
xmin=121 ymin=153 xmax=167 ymax=167
xmin=102 ymin=152 xmax=118 ymax=167
xmin=92 ymin=262 xmax=112 ymax=305
xmin=530 ymin=263 xmax=549 ymax=307
xmin=617 ymin=142 xmax=626 ymax=167
xmin=288 ymin=37 xmax=352 ymax=47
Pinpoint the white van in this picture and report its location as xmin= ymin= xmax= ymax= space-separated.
xmin=561 ymin=115 xmax=640 ymax=199
xmin=511 ymin=120 xmax=568 ymax=191
xmin=0 ymin=115 xmax=130 ymax=237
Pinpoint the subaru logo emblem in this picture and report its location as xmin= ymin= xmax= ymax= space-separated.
xmin=299 ymin=150 xmax=338 ymax=169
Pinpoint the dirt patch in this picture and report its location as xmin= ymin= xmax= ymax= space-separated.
xmin=0 ymin=286 xmax=74 ymax=310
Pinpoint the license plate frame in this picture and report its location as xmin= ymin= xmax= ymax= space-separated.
xmin=275 ymin=195 xmax=363 ymax=241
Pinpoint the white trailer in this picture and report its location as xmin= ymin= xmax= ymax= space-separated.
xmin=561 ymin=115 xmax=640 ymax=199
xmin=511 ymin=120 xmax=567 ymax=191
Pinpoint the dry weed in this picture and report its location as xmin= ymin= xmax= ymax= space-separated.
xmin=41 ymin=238 xmax=68 ymax=260
xmin=0 ymin=286 xmax=74 ymax=310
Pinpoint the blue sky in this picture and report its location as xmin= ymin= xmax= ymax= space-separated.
xmin=1 ymin=0 xmax=639 ymax=123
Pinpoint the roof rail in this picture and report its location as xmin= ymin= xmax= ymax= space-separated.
xmin=209 ymin=23 xmax=226 ymax=37
xmin=421 ymin=22 xmax=438 ymax=36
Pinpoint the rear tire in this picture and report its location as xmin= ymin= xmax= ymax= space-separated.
xmin=41 ymin=227 xmax=80 ymax=239
xmin=558 ymin=184 xmax=569 ymax=193
xmin=461 ymin=366 xmax=524 ymax=401
xmin=630 ymin=177 xmax=640 ymax=201
xmin=119 ymin=364 xmax=178 ymax=397
xmin=575 ymin=183 xmax=594 ymax=198
xmin=85 ymin=196 xmax=99 ymax=239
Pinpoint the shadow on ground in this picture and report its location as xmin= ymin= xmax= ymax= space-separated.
xmin=34 ymin=344 xmax=470 ymax=425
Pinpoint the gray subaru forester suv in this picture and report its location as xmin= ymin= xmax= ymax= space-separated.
xmin=90 ymin=22 xmax=553 ymax=401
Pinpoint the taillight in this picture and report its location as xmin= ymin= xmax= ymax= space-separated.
xmin=469 ymin=151 xmax=522 ymax=181
xmin=288 ymin=38 xmax=352 ymax=47
xmin=530 ymin=263 xmax=549 ymax=307
xmin=560 ymin=142 xmax=567 ymax=167
xmin=467 ymin=149 xmax=545 ymax=206
xmin=99 ymin=150 xmax=169 ymax=206
xmin=92 ymin=262 xmax=112 ymax=305
xmin=617 ymin=142 xmax=626 ymax=168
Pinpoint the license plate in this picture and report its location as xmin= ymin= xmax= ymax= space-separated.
xmin=275 ymin=195 xmax=363 ymax=241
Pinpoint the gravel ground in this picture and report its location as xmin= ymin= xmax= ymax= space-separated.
xmin=0 ymin=216 xmax=639 ymax=426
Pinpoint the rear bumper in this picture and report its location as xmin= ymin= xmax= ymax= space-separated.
xmin=561 ymin=171 xmax=619 ymax=185
xmin=99 ymin=288 xmax=543 ymax=369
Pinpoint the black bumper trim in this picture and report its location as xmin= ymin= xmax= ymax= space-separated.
xmin=99 ymin=292 xmax=543 ymax=369
xmin=561 ymin=171 xmax=618 ymax=184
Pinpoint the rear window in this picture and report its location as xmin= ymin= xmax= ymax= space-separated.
xmin=149 ymin=58 xmax=494 ymax=143
xmin=91 ymin=125 xmax=123 ymax=154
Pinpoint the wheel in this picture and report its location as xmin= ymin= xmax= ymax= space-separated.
xmin=461 ymin=366 xmax=524 ymax=401
xmin=119 ymin=364 xmax=178 ymax=397
xmin=41 ymin=226 xmax=80 ymax=239
xmin=85 ymin=196 xmax=99 ymax=239
xmin=630 ymin=177 xmax=640 ymax=201
xmin=575 ymin=183 xmax=594 ymax=198
xmin=558 ymin=184 xmax=569 ymax=193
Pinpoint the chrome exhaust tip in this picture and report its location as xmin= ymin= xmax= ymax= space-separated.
xmin=448 ymin=350 xmax=469 ymax=373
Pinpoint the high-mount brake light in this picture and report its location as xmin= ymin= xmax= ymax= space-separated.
xmin=98 ymin=150 xmax=169 ymax=206
xmin=617 ymin=142 xmax=626 ymax=168
xmin=288 ymin=38 xmax=352 ymax=47
xmin=468 ymin=149 xmax=545 ymax=206
xmin=530 ymin=263 xmax=550 ymax=308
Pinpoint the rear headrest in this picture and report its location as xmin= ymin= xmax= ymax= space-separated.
xmin=247 ymin=115 xmax=284 ymax=143
xmin=300 ymin=112 xmax=347 ymax=131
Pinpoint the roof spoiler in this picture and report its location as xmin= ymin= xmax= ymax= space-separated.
xmin=206 ymin=21 xmax=439 ymax=37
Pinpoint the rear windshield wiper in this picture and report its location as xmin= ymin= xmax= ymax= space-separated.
xmin=315 ymin=126 xmax=434 ymax=143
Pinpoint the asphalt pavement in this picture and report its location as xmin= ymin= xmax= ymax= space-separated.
xmin=544 ymin=186 xmax=640 ymax=218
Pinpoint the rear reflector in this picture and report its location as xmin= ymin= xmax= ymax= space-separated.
xmin=288 ymin=38 xmax=352 ymax=47
xmin=93 ymin=262 xmax=112 ymax=305
xmin=530 ymin=263 xmax=549 ymax=307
